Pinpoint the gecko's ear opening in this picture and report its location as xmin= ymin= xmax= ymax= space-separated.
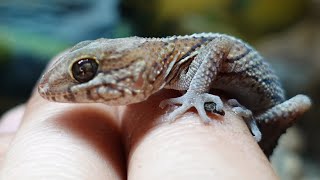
xmin=70 ymin=58 xmax=99 ymax=83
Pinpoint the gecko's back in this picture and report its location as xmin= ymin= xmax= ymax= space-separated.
xmin=158 ymin=33 xmax=286 ymax=113
xmin=213 ymin=43 xmax=286 ymax=113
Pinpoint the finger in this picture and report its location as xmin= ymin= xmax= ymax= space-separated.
xmin=0 ymin=104 xmax=25 ymax=133
xmin=122 ymin=90 xmax=278 ymax=180
xmin=0 ymin=104 xmax=26 ymax=164
xmin=0 ymin=89 xmax=126 ymax=179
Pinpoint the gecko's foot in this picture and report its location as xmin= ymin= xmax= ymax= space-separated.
xmin=160 ymin=92 xmax=224 ymax=123
xmin=227 ymin=99 xmax=262 ymax=141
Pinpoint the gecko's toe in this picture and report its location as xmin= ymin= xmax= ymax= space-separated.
xmin=227 ymin=99 xmax=262 ymax=142
xmin=166 ymin=104 xmax=190 ymax=122
xmin=160 ymin=92 xmax=224 ymax=123
xmin=227 ymin=99 xmax=242 ymax=107
xmin=250 ymin=120 xmax=262 ymax=142
xmin=228 ymin=99 xmax=253 ymax=119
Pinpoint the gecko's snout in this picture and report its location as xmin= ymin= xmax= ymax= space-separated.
xmin=37 ymin=81 xmax=76 ymax=102
xmin=38 ymin=81 xmax=49 ymax=97
xmin=37 ymin=73 xmax=56 ymax=100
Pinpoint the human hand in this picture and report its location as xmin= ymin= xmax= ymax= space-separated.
xmin=0 ymin=55 xmax=278 ymax=179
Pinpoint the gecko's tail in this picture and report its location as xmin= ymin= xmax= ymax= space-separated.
xmin=256 ymin=94 xmax=311 ymax=157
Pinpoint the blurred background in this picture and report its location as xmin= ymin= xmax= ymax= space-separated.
xmin=0 ymin=0 xmax=319 ymax=179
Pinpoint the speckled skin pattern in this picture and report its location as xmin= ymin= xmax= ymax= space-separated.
xmin=38 ymin=33 xmax=311 ymax=156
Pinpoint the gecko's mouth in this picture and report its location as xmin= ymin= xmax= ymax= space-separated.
xmin=38 ymin=83 xmax=76 ymax=102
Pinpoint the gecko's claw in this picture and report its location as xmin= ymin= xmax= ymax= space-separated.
xmin=227 ymin=99 xmax=262 ymax=142
xmin=160 ymin=92 xmax=224 ymax=123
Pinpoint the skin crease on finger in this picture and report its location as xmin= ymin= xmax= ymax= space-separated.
xmin=0 ymin=89 xmax=278 ymax=179
xmin=0 ymin=92 xmax=126 ymax=180
xmin=121 ymin=90 xmax=278 ymax=180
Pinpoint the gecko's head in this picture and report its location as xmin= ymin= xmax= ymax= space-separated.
xmin=38 ymin=37 xmax=155 ymax=105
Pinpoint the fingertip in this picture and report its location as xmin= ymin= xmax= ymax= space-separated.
xmin=0 ymin=104 xmax=25 ymax=133
xmin=123 ymin=90 xmax=278 ymax=180
xmin=1 ymin=90 xmax=125 ymax=179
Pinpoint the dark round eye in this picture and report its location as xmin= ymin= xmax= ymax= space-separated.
xmin=71 ymin=58 xmax=99 ymax=83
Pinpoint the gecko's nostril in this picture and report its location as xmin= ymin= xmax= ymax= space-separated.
xmin=38 ymin=83 xmax=49 ymax=96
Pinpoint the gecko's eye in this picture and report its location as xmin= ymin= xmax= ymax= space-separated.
xmin=71 ymin=58 xmax=99 ymax=83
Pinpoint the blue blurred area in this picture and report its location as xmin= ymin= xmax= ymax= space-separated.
xmin=1 ymin=0 xmax=119 ymax=42
xmin=0 ymin=0 xmax=122 ymax=113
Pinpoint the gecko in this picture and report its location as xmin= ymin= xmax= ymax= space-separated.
xmin=38 ymin=33 xmax=311 ymax=156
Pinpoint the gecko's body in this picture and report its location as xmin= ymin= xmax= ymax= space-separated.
xmin=38 ymin=33 xmax=311 ymax=156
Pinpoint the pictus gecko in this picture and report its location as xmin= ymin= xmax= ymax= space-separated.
xmin=38 ymin=33 xmax=311 ymax=156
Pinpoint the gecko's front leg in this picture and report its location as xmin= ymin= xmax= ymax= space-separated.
xmin=160 ymin=36 xmax=234 ymax=123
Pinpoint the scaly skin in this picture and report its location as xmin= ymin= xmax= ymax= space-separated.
xmin=38 ymin=33 xmax=311 ymax=156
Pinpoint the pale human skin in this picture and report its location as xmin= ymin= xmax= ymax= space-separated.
xmin=0 ymin=95 xmax=279 ymax=179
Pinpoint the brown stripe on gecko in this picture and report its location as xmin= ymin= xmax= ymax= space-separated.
xmin=65 ymin=86 xmax=76 ymax=102
xmin=221 ymin=52 xmax=261 ymax=74
xmin=86 ymin=89 xmax=93 ymax=100
xmin=164 ymin=54 xmax=195 ymax=83
xmin=225 ymin=43 xmax=251 ymax=63
xmin=162 ymin=38 xmax=213 ymax=83
xmin=177 ymin=38 xmax=212 ymax=61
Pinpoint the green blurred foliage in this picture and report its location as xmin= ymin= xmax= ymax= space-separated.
xmin=122 ymin=0 xmax=309 ymax=40
xmin=0 ymin=26 xmax=69 ymax=62
xmin=0 ymin=34 xmax=12 ymax=65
